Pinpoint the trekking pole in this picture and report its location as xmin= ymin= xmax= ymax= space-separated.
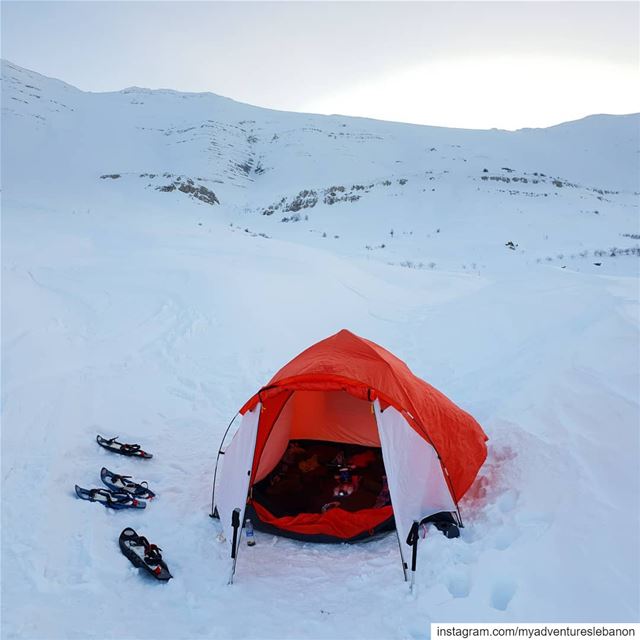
xmin=407 ymin=521 xmax=420 ymax=593
xmin=228 ymin=508 xmax=241 ymax=585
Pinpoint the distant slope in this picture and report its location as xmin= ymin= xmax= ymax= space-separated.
xmin=2 ymin=58 xmax=639 ymax=274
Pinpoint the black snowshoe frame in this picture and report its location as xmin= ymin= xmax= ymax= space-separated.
xmin=119 ymin=527 xmax=172 ymax=581
xmin=101 ymin=467 xmax=155 ymax=499
xmin=97 ymin=435 xmax=153 ymax=459
xmin=75 ymin=485 xmax=146 ymax=510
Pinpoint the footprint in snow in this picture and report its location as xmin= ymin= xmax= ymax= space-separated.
xmin=490 ymin=579 xmax=517 ymax=611
xmin=446 ymin=567 xmax=471 ymax=598
xmin=493 ymin=524 xmax=519 ymax=551
xmin=497 ymin=489 xmax=518 ymax=513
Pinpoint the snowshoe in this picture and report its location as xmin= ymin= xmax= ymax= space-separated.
xmin=96 ymin=435 xmax=153 ymax=459
xmin=75 ymin=485 xmax=146 ymax=510
xmin=101 ymin=467 xmax=155 ymax=499
xmin=119 ymin=527 xmax=172 ymax=581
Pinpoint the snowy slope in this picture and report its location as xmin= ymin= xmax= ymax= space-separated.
xmin=1 ymin=60 xmax=639 ymax=639
xmin=3 ymin=59 xmax=639 ymax=275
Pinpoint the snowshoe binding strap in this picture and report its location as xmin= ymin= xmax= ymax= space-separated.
xmin=97 ymin=436 xmax=152 ymax=458
xmin=120 ymin=443 xmax=141 ymax=453
xmin=135 ymin=535 xmax=150 ymax=547
xmin=111 ymin=472 xmax=134 ymax=484
xmin=89 ymin=488 xmax=116 ymax=504
xmin=89 ymin=488 xmax=108 ymax=500
xmin=88 ymin=488 xmax=133 ymax=506
xmin=101 ymin=468 xmax=155 ymax=498
xmin=142 ymin=542 xmax=163 ymax=566
xmin=120 ymin=442 xmax=152 ymax=458
xmin=76 ymin=485 xmax=144 ymax=509
xmin=132 ymin=535 xmax=162 ymax=559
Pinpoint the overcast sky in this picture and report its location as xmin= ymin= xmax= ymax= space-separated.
xmin=2 ymin=1 xmax=639 ymax=129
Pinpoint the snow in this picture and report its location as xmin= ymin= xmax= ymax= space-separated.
xmin=1 ymin=59 xmax=639 ymax=638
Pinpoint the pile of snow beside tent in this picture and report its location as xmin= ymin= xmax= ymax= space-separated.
xmin=1 ymin=60 xmax=639 ymax=639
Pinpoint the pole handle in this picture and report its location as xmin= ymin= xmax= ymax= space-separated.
xmin=230 ymin=508 xmax=241 ymax=559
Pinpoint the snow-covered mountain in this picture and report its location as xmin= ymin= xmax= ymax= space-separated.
xmin=2 ymin=59 xmax=639 ymax=639
xmin=3 ymin=59 xmax=639 ymax=273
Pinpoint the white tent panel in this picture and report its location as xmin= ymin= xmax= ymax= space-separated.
xmin=214 ymin=404 xmax=261 ymax=552
xmin=374 ymin=401 xmax=456 ymax=558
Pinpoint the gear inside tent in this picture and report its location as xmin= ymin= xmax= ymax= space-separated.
xmin=212 ymin=329 xmax=488 ymax=583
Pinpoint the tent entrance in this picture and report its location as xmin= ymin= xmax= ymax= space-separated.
xmin=253 ymin=440 xmax=389 ymax=515
xmin=254 ymin=389 xmax=381 ymax=482
xmin=243 ymin=390 xmax=459 ymax=543
xmin=249 ymin=439 xmax=395 ymax=542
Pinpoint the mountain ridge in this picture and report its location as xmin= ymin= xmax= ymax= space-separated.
xmin=3 ymin=58 xmax=638 ymax=132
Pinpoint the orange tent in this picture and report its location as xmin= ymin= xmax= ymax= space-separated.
xmin=242 ymin=329 xmax=488 ymax=503
xmin=213 ymin=330 xmax=488 ymax=583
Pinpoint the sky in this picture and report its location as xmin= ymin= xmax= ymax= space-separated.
xmin=1 ymin=1 xmax=639 ymax=130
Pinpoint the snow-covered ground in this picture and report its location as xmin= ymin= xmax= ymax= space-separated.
xmin=2 ymin=59 xmax=639 ymax=639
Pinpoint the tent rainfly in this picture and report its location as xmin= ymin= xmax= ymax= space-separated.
xmin=212 ymin=329 xmax=488 ymax=586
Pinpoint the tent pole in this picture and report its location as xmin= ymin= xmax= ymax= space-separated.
xmin=210 ymin=412 xmax=239 ymax=518
xmin=395 ymin=528 xmax=409 ymax=582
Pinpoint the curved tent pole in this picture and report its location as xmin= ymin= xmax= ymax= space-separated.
xmin=395 ymin=525 xmax=409 ymax=582
xmin=209 ymin=412 xmax=240 ymax=518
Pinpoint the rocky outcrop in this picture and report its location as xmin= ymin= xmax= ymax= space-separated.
xmin=156 ymin=176 xmax=220 ymax=205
